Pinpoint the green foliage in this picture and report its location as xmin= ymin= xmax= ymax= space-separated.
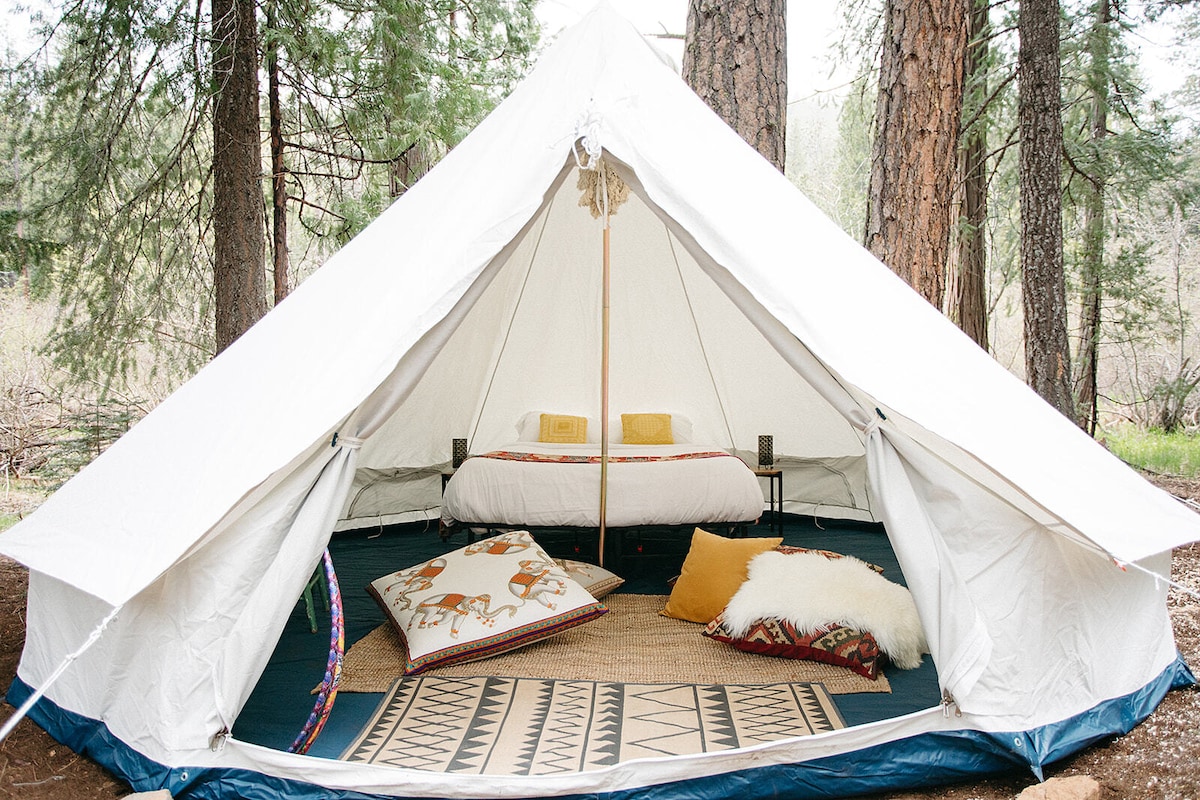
xmin=0 ymin=389 xmax=138 ymax=486
xmin=1 ymin=0 xmax=540 ymax=395
xmin=0 ymin=475 xmax=48 ymax=533
xmin=0 ymin=288 xmax=150 ymax=490
xmin=822 ymin=0 xmax=1200 ymax=423
xmin=3 ymin=0 xmax=216 ymax=390
xmin=0 ymin=210 xmax=60 ymax=280
xmin=1147 ymin=366 xmax=1200 ymax=432
xmin=829 ymin=84 xmax=875 ymax=239
xmin=1164 ymin=3 xmax=1200 ymax=136
xmin=966 ymin=0 xmax=1024 ymax=330
xmin=790 ymin=83 xmax=873 ymax=239
xmin=269 ymin=0 xmax=540 ymax=247
xmin=1054 ymin=2 xmax=1200 ymax=432
xmin=1059 ymin=1 xmax=1181 ymax=216
xmin=0 ymin=68 xmax=62 ymax=288
xmin=1099 ymin=164 xmax=1200 ymax=432
xmin=1103 ymin=424 xmax=1200 ymax=476
xmin=809 ymin=0 xmax=883 ymax=240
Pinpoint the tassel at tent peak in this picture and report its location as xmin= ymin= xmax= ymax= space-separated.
xmin=576 ymin=154 xmax=630 ymax=219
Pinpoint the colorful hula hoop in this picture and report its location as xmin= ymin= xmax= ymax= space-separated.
xmin=288 ymin=549 xmax=344 ymax=754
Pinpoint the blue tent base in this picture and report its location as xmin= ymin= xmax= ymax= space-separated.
xmin=8 ymin=656 xmax=1194 ymax=800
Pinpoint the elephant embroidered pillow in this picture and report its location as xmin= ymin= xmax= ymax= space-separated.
xmin=367 ymin=531 xmax=608 ymax=674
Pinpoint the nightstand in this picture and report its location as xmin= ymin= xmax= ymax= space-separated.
xmin=753 ymin=468 xmax=783 ymax=534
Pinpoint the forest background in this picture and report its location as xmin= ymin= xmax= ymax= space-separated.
xmin=1 ymin=0 xmax=1200 ymax=504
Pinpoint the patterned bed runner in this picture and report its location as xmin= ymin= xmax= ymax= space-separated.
xmin=476 ymin=450 xmax=732 ymax=464
xmin=342 ymin=675 xmax=844 ymax=775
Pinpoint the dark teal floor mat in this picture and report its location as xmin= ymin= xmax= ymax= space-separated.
xmin=232 ymin=517 xmax=943 ymax=759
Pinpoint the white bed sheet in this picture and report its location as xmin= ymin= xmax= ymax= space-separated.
xmin=441 ymin=443 xmax=764 ymax=528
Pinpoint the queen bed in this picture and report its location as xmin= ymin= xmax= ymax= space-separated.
xmin=441 ymin=441 xmax=764 ymax=531
xmin=440 ymin=410 xmax=765 ymax=535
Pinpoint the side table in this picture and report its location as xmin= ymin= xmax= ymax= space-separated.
xmin=753 ymin=468 xmax=783 ymax=534
xmin=439 ymin=470 xmax=456 ymax=541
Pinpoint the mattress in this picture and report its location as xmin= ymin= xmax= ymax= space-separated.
xmin=441 ymin=443 xmax=764 ymax=528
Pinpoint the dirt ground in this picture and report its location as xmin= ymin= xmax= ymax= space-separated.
xmin=0 ymin=477 xmax=1198 ymax=800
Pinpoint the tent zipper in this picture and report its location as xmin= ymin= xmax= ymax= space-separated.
xmin=941 ymin=689 xmax=962 ymax=718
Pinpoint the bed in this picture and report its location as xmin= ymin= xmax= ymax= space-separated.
xmin=440 ymin=441 xmax=764 ymax=532
xmin=439 ymin=443 xmax=758 ymax=532
xmin=439 ymin=412 xmax=766 ymax=563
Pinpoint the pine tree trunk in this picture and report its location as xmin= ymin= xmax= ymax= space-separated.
xmin=212 ymin=0 xmax=267 ymax=353
xmin=953 ymin=0 xmax=990 ymax=350
xmin=1018 ymin=0 xmax=1075 ymax=419
xmin=682 ymin=0 xmax=787 ymax=172
xmin=1074 ymin=0 xmax=1112 ymax=435
xmin=864 ymin=0 xmax=969 ymax=309
xmin=266 ymin=0 xmax=290 ymax=305
xmin=390 ymin=142 xmax=427 ymax=198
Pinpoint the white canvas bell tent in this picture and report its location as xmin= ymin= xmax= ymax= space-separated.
xmin=2 ymin=3 xmax=1198 ymax=798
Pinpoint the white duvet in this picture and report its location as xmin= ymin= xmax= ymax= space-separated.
xmin=441 ymin=442 xmax=764 ymax=528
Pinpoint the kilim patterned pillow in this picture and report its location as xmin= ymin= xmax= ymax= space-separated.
xmin=775 ymin=545 xmax=885 ymax=574
xmin=703 ymin=612 xmax=883 ymax=680
xmin=368 ymin=531 xmax=607 ymax=674
xmin=665 ymin=546 xmax=883 ymax=589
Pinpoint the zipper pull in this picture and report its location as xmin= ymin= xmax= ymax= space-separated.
xmin=941 ymin=689 xmax=962 ymax=718
xmin=210 ymin=727 xmax=229 ymax=752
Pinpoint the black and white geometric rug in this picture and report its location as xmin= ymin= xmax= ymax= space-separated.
xmin=341 ymin=675 xmax=845 ymax=775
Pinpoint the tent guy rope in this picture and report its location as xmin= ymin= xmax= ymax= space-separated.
xmin=1112 ymin=556 xmax=1200 ymax=602
xmin=0 ymin=604 xmax=122 ymax=745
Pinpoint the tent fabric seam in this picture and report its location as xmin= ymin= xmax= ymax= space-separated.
xmin=663 ymin=220 xmax=735 ymax=448
xmin=469 ymin=190 xmax=560 ymax=449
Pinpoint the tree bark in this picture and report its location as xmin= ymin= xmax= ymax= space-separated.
xmin=951 ymin=0 xmax=990 ymax=350
xmin=266 ymin=0 xmax=290 ymax=305
xmin=390 ymin=142 xmax=427 ymax=198
xmin=864 ymin=0 xmax=969 ymax=309
xmin=12 ymin=151 xmax=29 ymax=297
xmin=682 ymin=0 xmax=787 ymax=172
xmin=1074 ymin=0 xmax=1112 ymax=435
xmin=212 ymin=0 xmax=267 ymax=353
xmin=1019 ymin=0 xmax=1075 ymax=419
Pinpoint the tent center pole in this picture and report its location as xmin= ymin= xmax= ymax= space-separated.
xmin=599 ymin=218 xmax=611 ymax=567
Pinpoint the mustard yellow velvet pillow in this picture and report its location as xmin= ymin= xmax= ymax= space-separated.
xmin=621 ymin=413 xmax=673 ymax=444
xmin=660 ymin=528 xmax=783 ymax=623
xmin=539 ymin=413 xmax=588 ymax=443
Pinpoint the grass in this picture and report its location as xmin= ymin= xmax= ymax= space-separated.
xmin=0 ymin=477 xmax=48 ymax=533
xmin=1102 ymin=426 xmax=1200 ymax=478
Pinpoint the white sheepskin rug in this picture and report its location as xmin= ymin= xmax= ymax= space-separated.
xmin=720 ymin=551 xmax=929 ymax=670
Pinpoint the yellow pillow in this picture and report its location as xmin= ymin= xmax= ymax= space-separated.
xmin=539 ymin=413 xmax=588 ymax=443
xmin=621 ymin=413 xmax=673 ymax=445
xmin=660 ymin=528 xmax=783 ymax=623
